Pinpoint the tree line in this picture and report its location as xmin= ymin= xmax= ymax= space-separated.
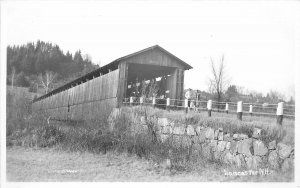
xmin=7 ymin=40 xmax=99 ymax=94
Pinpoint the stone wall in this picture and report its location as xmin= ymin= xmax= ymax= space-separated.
xmin=141 ymin=116 xmax=294 ymax=172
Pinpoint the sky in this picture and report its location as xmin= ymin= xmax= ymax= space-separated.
xmin=1 ymin=0 xmax=299 ymax=100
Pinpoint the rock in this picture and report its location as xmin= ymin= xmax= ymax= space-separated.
xmin=210 ymin=140 xmax=218 ymax=151
xmin=191 ymin=142 xmax=202 ymax=156
xmin=233 ymin=134 xmax=239 ymax=140
xmin=245 ymin=156 xmax=262 ymax=169
xmin=218 ymin=132 xmax=224 ymax=141
xmin=191 ymin=136 xmax=201 ymax=145
xmin=223 ymin=151 xmax=234 ymax=164
xmin=277 ymin=143 xmax=293 ymax=159
xmin=161 ymin=158 xmax=172 ymax=169
xmin=157 ymin=118 xmax=169 ymax=127
xmin=198 ymin=130 xmax=206 ymax=143
xmin=268 ymin=150 xmax=279 ymax=169
xmin=159 ymin=134 xmax=169 ymax=143
xmin=226 ymin=142 xmax=231 ymax=150
xmin=239 ymin=134 xmax=249 ymax=140
xmin=169 ymin=122 xmax=175 ymax=128
xmin=162 ymin=126 xmax=171 ymax=134
xmin=173 ymin=126 xmax=185 ymax=135
xmin=191 ymin=136 xmax=203 ymax=145
xmin=281 ymin=158 xmax=294 ymax=172
xmin=181 ymin=136 xmax=192 ymax=148
xmin=195 ymin=126 xmax=202 ymax=135
xmin=234 ymin=154 xmax=246 ymax=168
xmin=214 ymin=129 xmax=219 ymax=139
xmin=268 ymin=140 xmax=276 ymax=150
xmin=205 ymin=128 xmax=215 ymax=140
xmin=153 ymin=123 xmax=161 ymax=133
xmin=237 ymin=139 xmax=253 ymax=157
xmin=172 ymin=135 xmax=191 ymax=148
xmin=171 ymin=135 xmax=181 ymax=148
xmin=252 ymin=128 xmax=261 ymax=139
xmin=230 ymin=141 xmax=238 ymax=154
xmin=261 ymin=155 xmax=268 ymax=165
xmin=223 ymin=133 xmax=231 ymax=141
xmin=140 ymin=116 xmax=146 ymax=124
xmin=253 ymin=140 xmax=268 ymax=156
xmin=217 ymin=141 xmax=227 ymax=152
xmin=186 ymin=125 xmax=196 ymax=136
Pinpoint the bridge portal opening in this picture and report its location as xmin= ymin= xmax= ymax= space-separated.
xmin=125 ymin=63 xmax=180 ymax=107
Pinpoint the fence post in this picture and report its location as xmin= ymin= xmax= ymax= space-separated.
xmin=207 ymin=100 xmax=212 ymax=117
xmin=237 ymin=101 xmax=243 ymax=120
xmin=152 ymin=97 xmax=156 ymax=108
xmin=130 ymin=97 xmax=133 ymax=106
xmin=166 ymin=98 xmax=170 ymax=111
xmin=225 ymin=103 xmax=229 ymax=114
xmin=276 ymin=102 xmax=284 ymax=125
xmin=185 ymin=99 xmax=188 ymax=113
xmin=140 ymin=97 xmax=143 ymax=105
xmin=249 ymin=105 xmax=253 ymax=116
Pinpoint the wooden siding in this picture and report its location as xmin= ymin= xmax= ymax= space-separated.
xmin=123 ymin=48 xmax=185 ymax=70
xmin=32 ymin=69 xmax=119 ymax=120
xmin=117 ymin=62 xmax=128 ymax=107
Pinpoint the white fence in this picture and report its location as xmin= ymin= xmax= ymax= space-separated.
xmin=123 ymin=97 xmax=295 ymax=124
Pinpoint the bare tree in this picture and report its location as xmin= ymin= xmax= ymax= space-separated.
xmin=208 ymin=54 xmax=230 ymax=105
xmin=38 ymin=71 xmax=57 ymax=94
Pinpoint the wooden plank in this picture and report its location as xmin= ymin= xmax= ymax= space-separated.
xmin=82 ymin=82 xmax=87 ymax=116
xmin=117 ymin=62 xmax=127 ymax=107
xmin=95 ymin=76 xmax=100 ymax=101
xmin=79 ymin=83 xmax=83 ymax=118
xmin=87 ymin=80 xmax=92 ymax=119
xmin=125 ymin=48 xmax=185 ymax=69
xmin=100 ymin=75 xmax=104 ymax=100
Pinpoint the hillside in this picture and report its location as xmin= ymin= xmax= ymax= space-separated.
xmin=7 ymin=40 xmax=99 ymax=94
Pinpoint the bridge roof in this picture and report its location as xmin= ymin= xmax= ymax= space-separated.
xmin=33 ymin=45 xmax=192 ymax=102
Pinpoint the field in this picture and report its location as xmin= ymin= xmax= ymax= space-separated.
xmin=6 ymin=92 xmax=295 ymax=182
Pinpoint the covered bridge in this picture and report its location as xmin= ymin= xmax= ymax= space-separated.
xmin=32 ymin=45 xmax=193 ymax=120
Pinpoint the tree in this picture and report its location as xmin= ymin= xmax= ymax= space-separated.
xmin=15 ymin=72 xmax=30 ymax=87
xmin=288 ymin=96 xmax=295 ymax=105
xmin=225 ymin=85 xmax=238 ymax=102
xmin=11 ymin=67 xmax=16 ymax=88
xmin=208 ymin=54 xmax=230 ymax=104
xmin=267 ymin=90 xmax=285 ymax=103
xmin=7 ymin=40 xmax=100 ymax=90
xmin=38 ymin=71 xmax=57 ymax=94
xmin=34 ymin=52 xmax=45 ymax=73
xmin=74 ymin=50 xmax=83 ymax=64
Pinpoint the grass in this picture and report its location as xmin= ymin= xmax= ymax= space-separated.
xmin=6 ymin=93 xmax=295 ymax=182
xmin=6 ymin=146 xmax=293 ymax=182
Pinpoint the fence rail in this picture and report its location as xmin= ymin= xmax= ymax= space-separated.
xmin=123 ymin=97 xmax=294 ymax=124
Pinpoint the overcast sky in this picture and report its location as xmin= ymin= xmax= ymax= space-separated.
xmin=2 ymin=1 xmax=299 ymax=100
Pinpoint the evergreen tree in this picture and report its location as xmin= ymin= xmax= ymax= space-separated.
xmin=7 ymin=41 xmax=99 ymax=88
